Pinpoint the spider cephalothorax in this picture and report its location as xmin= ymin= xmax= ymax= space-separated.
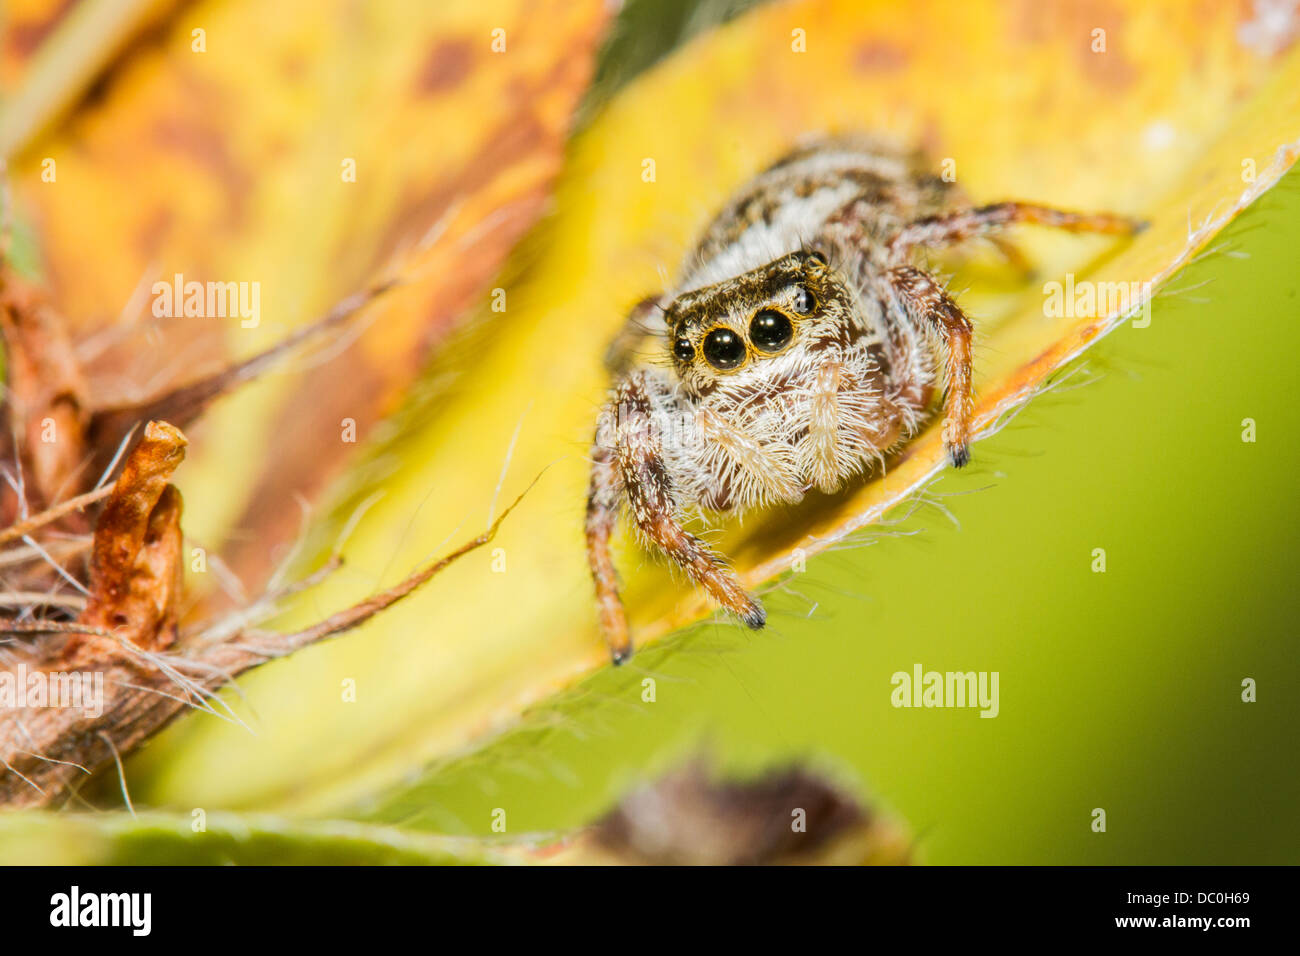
xmin=586 ymin=135 xmax=1141 ymax=663
xmin=665 ymin=249 xmax=853 ymax=391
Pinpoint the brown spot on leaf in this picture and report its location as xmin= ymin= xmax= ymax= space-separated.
xmin=150 ymin=115 xmax=253 ymax=229
xmin=853 ymin=40 xmax=909 ymax=73
xmin=3 ymin=0 xmax=77 ymax=59
xmin=1009 ymin=0 xmax=1138 ymax=92
xmin=418 ymin=38 xmax=476 ymax=93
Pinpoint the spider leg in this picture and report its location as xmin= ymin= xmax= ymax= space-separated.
xmin=887 ymin=265 xmax=975 ymax=467
xmin=585 ymin=443 xmax=630 ymax=662
xmin=890 ymin=201 xmax=1144 ymax=260
xmin=988 ymin=235 xmax=1036 ymax=279
xmin=804 ymin=357 xmax=846 ymax=493
xmin=627 ymin=482 xmax=765 ymax=639
xmin=587 ymin=374 xmax=764 ymax=663
xmin=696 ymin=406 xmax=801 ymax=503
xmin=603 ymin=294 xmax=665 ymax=375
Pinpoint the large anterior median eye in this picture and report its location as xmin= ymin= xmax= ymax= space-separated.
xmin=749 ymin=309 xmax=794 ymax=352
xmin=702 ymin=327 xmax=747 ymax=370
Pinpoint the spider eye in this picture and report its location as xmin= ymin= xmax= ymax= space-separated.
xmin=701 ymin=327 xmax=747 ymax=370
xmin=672 ymin=336 xmax=694 ymax=362
xmin=749 ymin=309 xmax=794 ymax=352
xmin=791 ymin=285 xmax=816 ymax=315
xmin=805 ymin=248 xmax=828 ymax=267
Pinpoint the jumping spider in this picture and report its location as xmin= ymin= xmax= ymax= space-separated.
xmin=586 ymin=135 xmax=1141 ymax=663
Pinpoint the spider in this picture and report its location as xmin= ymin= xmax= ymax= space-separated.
xmin=586 ymin=135 xmax=1142 ymax=663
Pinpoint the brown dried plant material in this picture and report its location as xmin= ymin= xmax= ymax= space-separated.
xmin=61 ymin=421 xmax=187 ymax=665
xmin=0 ymin=241 xmax=403 ymax=532
xmin=0 ymin=456 xmax=531 ymax=809
xmin=0 ymin=268 xmax=89 ymax=518
xmin=0 ymin=486 xmax=110 ymax=549
xmin=0 ymin=250 xmax=404 ymax=612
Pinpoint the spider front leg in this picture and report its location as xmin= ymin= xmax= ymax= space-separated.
xmin=804 ymin=356 xmax=848 ymax=493
xmin=887 ymin=265 xmax=975 ymax=467
xmin=881 ymin=201 xmax=1141 ymax=465
xmin=586 ymin=444 xmax=631 ymax=662
xmin=586 ymin=374 xmax=764 ymax=664
xmin=890 ymin=201 xmax=1144 ymax=259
